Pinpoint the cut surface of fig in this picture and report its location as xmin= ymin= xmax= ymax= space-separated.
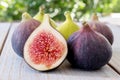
xmin=29 ymin=31 xmax=65 ymax=67
xmin=24 ymin=14 xmax=67 ymax=71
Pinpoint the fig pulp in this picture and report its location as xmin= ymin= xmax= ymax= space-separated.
xmin=24 ymin=14 xmax=68 ymax=71
xmin=56 ymin=11 xmax=80 ymax=40
xmin=67 ymin=22 xmax=112 ymax=70
xmin=33 ymin=6 xmax=57 ymax=28
xmin=88 ymin=13 xmax=114 ymax=45
xmin=11 ymin=12 xmax=40 ymax=57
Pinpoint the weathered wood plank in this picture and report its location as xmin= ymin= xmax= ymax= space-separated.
xmin=0 ymin=23 xmax=120 ymax=80
xmin=0 ymin=22 xmax=11 ymax=54
xmin=107 ymin=24 xmax=120 ymax=74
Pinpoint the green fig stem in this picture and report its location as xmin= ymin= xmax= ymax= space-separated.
xmin=82 ymin=21 xmax=87 ymax=25
xmin=92 ymin=13 xmax=99 ymax=21
xmin=39 ymin=6 xmax=44 ymax=14
xmin=22 ymin=12 xmax=32 ymax=22
xmin=33 ymin=6 xmax=45 ymax=22
xmin=83 ymin=21 xmax=96 ymax=30
xmin=43 ymin=14 xmax=50 ymax=24
xmin=64 ymin=11 xmax=72 ymax=21
xmin=83 ymin=22 xmax=89 ymax=28
xmin=82 ymin=22 xmax=92 ymax=31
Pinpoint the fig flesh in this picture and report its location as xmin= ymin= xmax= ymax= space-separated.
xmin=24 ymin=14 xmax=68 ymax=71
xmin=56 ymin=11 xmax=80 ymax=40
xmin=88 ymin=13 xmax=114 ymax=45
xmin=11 ymin=12 xmax=40 ymax=57
xmin=33 ymin=6 xmax=57 ymax=28
xmin=67 ymin=22 xmax=112 ymax=70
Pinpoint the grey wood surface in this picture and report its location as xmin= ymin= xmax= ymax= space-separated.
xmin=107 ymin=24 xmax=120 ymax=74
xmin=0 ymin=22 xmax=120 ymax=80
xmin=0 ymin=22 xmax=11 ymax=53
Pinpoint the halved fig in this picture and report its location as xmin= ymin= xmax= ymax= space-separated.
xmin=24 ymin=14 xmax=68 ymax=71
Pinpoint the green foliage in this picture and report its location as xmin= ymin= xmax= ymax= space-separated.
xmin=112 ymin=0 xmax=120 ymax=12
xmin=0 ymin=0 xmax=118 ymax=21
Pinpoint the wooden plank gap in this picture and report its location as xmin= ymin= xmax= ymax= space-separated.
xmin=108 ymin=63 xmax=120 ymax=75
xmin=0 ymin=23 xmax=12 ymax=55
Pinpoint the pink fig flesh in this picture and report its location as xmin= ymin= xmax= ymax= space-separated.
xmin=28 ymin=31 xmax=65 ymax=67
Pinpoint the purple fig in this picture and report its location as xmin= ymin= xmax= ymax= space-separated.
xmin=88 ymin=13 xmax=114 ymax=45
xmin=11 ymin=12 xmax=40 ymax=57
xmin=67 ymin=22 xmax=112 ymax=70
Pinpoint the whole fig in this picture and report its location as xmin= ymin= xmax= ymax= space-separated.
xmin=67 ymin=22 xmax=112 ymax=70
xmin=11 ymin=12 xmax=40 ymax=57
xmin=24 ymin=14 xmax=68 ymax=71
xmin=88 ymin=13 xmax=114 ymax=45
xmin=56 ymin=11 xmax=80 ymax=40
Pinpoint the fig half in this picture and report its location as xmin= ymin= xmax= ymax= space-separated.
xmin=24 ymin=14 xmax=68 ymax=71
xmin=67 ymin=22 xmax=112 ymax=70
xmin=11 ymin=12 xmax=40 ymax=57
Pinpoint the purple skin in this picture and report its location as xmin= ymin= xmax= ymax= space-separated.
xmin=88 ymin=21 xmax=114 ymax=45
xmin=67 ymin=24 xmax=112 ymax=70
xmin=11 ymin=19 xmax=40 ymax=57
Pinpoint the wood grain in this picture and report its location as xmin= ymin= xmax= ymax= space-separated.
xmin=0 ymin=23 xmax=120 ymax=80
xmin=107 ymin=24 xmax=120 ymax=74
xmin=0 ymin=22 xmax=11 ymax=53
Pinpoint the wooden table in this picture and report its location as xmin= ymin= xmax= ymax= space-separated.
xmin=0 ymin=22 xmax=120 ymax=80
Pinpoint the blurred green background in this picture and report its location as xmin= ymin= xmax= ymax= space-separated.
xmin=0 ymin=0 xmax=119 ymax=22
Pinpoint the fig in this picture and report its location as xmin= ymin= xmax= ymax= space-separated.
xmin=33 ymin=6 xmax=44 ymax=22
xmin=24 ymin=14 xmax=68 ymax=71
xmin=88 ymin=13 xmax=114 ymax=45
xmin=56 ymin=11 xmax=80 ymax=40
xmin=11 ymin=12 xmax=40 ymax=57
xmin=67 ymin=22 xmax=112 ymax=70
xmin=33 ymin=6 xmax=57 ymax=28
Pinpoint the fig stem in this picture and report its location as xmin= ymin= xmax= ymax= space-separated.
xmin=82 ymin=22 xmax=92 ymax=31
xmin=82 ymin=21 xmax=87 ymax=25
xmin=33 ymin=5 xmax=45 ymax=22
xmin=39 ymin=6 xmax=44 ymax=14
xmin=22 ymin=12 xmax=32 ymax=22
xmin=64 ymin=11 xmax=72 ymax=21
xmin=92 ymin=13 xmax=99 ymax=21
xmin=42 ymin=14 xmax=50 ymax=24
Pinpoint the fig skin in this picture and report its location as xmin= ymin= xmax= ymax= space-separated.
xmin=67 ymin=23 xmax=112 ymax=70
xmin=11 ymin=12 xmax=40 ymax=57
xmin=88 ymin=13 xmax=114 ymax=45
xmin=33 ymin=6 xmax=44 ymax=22
xmin=56 ymin=11 xmax=80 ymax=40
xmin=33 ymin=6 xmax=57 ymax=28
